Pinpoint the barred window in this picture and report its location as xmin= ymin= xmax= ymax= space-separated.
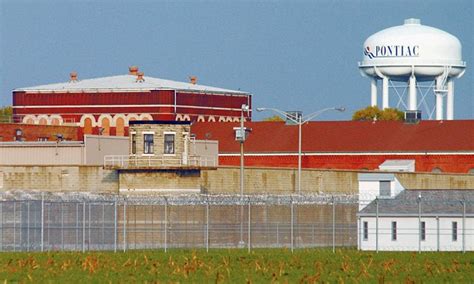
xmin=164 ymin=134 xmax=175 ymax=154
xmin=131 ymin=133 xmax=136 ymax=155
xmin=421 ymin=221 xmax=426 ymax=241
xmin=363 ymin=221 xmax=368 ymax=241
xmin=391 ymin=221 xmax=397 ymax=241
xmin=452 ymin=222 xmax=458 ymax=241
xmin=144 ymin=134 xmax=154 ymax=154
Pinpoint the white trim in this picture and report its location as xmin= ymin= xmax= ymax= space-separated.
xmin=36 ymin=114 xmax=50 ymax=125
xmin=139 ymin=113 xmax=153 ymax=120
xmin=219 ymin=151 xmax=474 ymax=156
xmin=97 ymin=114 xmax=115 ymax=127
xmin=79 ymin=114 xmax=97 ymax=127
xmin=141 ymin=154 xmax=155 ymax=157
xmin=12 ymin=104 xmax=251 ymax=112
xmin=113 ymin=114 xmax=128 ymax=126
xmin=142 ymin=131 xmax=155 ymax=134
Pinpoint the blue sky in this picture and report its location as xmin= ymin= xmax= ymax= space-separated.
xmin=0 ymin=0 xmax=472 ymax=120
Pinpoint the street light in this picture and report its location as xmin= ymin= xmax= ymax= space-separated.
xmin=256 ymin=106 xmax=345 ymax=194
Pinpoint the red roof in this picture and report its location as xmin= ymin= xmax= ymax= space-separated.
xmin=191 ymin=120 xmax=474 ymax=153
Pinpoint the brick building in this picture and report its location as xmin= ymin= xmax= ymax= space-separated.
xmin=191 ymin=120 xmax=474 ymax=174
xmin=12 ymin=67 xmax=251 ymax=136
xmin=0 ymin=123 xmax=80 ymax=142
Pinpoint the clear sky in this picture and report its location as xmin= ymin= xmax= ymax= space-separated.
xmin=0 ymin=0 xmax=472 ymax=121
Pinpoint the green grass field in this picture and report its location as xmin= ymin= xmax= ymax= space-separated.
xmin=0 ymin=249 xmax=472 ymax=283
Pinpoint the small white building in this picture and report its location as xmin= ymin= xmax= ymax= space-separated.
xmin=358 ymin=189 xmax=473 ymax=251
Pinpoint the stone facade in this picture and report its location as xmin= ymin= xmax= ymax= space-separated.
xmin=2 ymin=165 xmax=474 ymax=195
xmin=129 ymin=121 xmax=190 ymax=159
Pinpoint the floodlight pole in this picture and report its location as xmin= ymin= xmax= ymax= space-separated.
xmin=239 ymin=104 xmax=249 ymax=247
xmin=257 ymin=107 xmax=345 ymax=194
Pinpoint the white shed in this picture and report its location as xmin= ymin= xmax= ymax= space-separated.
xmin=358 ymin=190 xmax=473 ymax=252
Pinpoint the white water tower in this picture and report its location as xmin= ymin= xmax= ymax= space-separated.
xmin=359 ymin=19 xmax=466 ymax=120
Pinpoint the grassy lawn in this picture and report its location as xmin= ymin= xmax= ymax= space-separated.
xmin=0 ymin=249 xmax=472 ymax=283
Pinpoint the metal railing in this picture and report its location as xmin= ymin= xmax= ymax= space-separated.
xmin=103 ymin=154 xmax=217 ymax=169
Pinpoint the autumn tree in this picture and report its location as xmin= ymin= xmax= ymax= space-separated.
xmin=352 ymin=106 xmax=404 ymax=121
xmin=0 ymin=106 xmax=12 ymax=123
xmin=263 ymin=115 xmax=285 ymax=122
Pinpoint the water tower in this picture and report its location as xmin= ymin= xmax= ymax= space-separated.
xmin=359 ymin=19 xmax=466 ymax=120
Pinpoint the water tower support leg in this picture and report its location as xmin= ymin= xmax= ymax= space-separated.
xmin=382 ymin=77 xmax=389 ymax=109
xmin=371 ymin=78 xmax=377 ymax=107
xmin=409 ymin=75 xmax=417 ymax=111
xmin=436 ymin=94 xmax=444 ymax=120
xmin=446 ymin=80 xmax=454 ymax=120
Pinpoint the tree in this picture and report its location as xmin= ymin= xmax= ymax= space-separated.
xmin=352 ymin=106 xmax=404 ymax=121
xmin=263 ymin=115 xmax=284 ymax=122
xmin=0 ymin=106 xmax=12 ymax=123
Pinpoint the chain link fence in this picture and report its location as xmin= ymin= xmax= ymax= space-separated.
xmin=0 ymin=192 xmax=358 ymax=252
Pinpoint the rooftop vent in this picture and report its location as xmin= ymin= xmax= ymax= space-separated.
xmin=69 ymin=72 xmax=78 ymax=82
xmin=404 ymin=110 xmax=421 ymax=124
xmin=404 ymin=18 xmax=421 ymax=25
xmin=189 ymin=76 xmax=197 ymax=85
xmin=136 ymin=72 xmax=145 ymax=83
xmin=129 ymin=66 xmax=139 ymax=75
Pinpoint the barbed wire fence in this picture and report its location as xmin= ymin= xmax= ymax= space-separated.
xmin=0 ymin=192 xmax=471 ymax=252
xmin=0 ymin=192 xmax=360 ymax=252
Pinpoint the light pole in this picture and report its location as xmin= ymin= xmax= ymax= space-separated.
xmin=237 ymin=104 xmax=249 ymax=247
xmin=256 ymin=107 xmax=345 ymax=194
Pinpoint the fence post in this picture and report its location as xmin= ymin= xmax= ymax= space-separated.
xmin=82 ymin=201 xmax=86 ymax=253
xmin=462 ymin=201 xmax=466 ymax=254
xmin=290 ymin=197 xmax=294 ymax=253
xmin=114 ymin=198 xmax=117 ymax=253
xmin=88 ymin=203 xmax=91 ymax=251
xmin=247 ymin=198 xmax=251 ymax=253
xmin=61 ymin=203 xmax=64 ymax=251
xmin=332 ymin=196 xmax=335 ymax=253
xmin=206 ymin=198 xmax=209 ymax=252
xmin=436 ymin=216 xmax=440 ymax=252
xmin=123 ymin=200 xmax=127 ymax=252
xmin=164 ymin=198 xmax=168 ymax=253
xmin=41 ymin=193 xmax=45 ymax=252
xmin=75 ymin=203 xmax=79 ymax=251
xmin=418 ymin=196 xmax=421 ymax=254
xmin=0 ymin=201 xmax=2 ymax=251
xmin=13 ymin=201 xmax=16 ymax=252
xmin=27 ymin=201 xmax=30 ymax=251
xmin=375 ymin=197 xmax=378 ymax=253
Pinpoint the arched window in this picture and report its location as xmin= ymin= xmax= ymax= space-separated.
xmin=51 ymin=118 xmax=60 ymax=125
xmin=83 ymin=118 xmax=93 ymax=135
xmin=432 ymin=167 xmax=442 ymax=173
xmin=116 ymin=117 xmax=125 ymax=136
xmin=101 ymin=117 xmax=110 ymax=136
xmin=38 ymin=118 xmax=48 ymax=125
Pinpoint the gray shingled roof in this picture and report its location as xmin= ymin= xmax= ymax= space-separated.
xmin=359 ymin=190 xmax=474 ymax=216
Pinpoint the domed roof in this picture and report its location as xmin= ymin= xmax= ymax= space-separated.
xmin=360 ymin=19 xmax=465 ymax=67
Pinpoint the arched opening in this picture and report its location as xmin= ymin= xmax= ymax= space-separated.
xmin=432 ymin=167 xmax=442 ymax=173
xmin=83 ymin=118 xmax=93 ymax=135
xmin=25 ymin=118 xmax=35 ymax=124
xmin=101 ymin=117 xmax=110 ymax=136
xmin=38 ymin=118 xmax=48 ymax=125
xmin=51 ymin=118 xmax=60 ymax=125
xmin=116 ymin=117 xmax=125 ymax=136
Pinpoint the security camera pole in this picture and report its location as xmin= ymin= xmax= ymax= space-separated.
xmin=257 ymin=107 xmax=345 ymax=194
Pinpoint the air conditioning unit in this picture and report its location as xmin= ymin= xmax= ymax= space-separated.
xmin=404 ymin=110 xmax=421 ymax=124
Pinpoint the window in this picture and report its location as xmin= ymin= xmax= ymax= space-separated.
xmin=363 ymin=221 xmax=368 ymax=241
xmin=421 ymin=221 xmax=426 ymax=241
xmin=391 ymin=221 xmax=397 ymax=241
xmin=164 ymin=134 xmax=175 ymax=154
xmin=380 ymin=181 xmax=391 ymax=197
xmin=452 ymin=222 xmax=458 ymax=241
xmin=131 ymin=133 xmax=137 ymax=155
xmin=144 ymin=134 xmax=154 ymax=154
